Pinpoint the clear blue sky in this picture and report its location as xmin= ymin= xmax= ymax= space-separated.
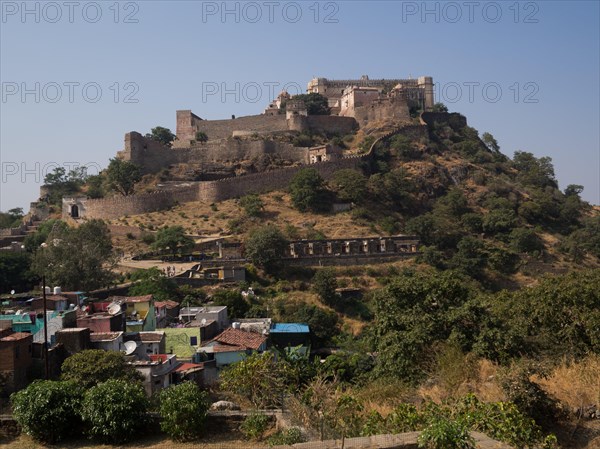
xmin=1 ymin=0 xmax=599 ymax=211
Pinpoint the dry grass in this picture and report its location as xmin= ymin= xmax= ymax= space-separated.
xmin=534 ymin=354 xmax=600 ymax=414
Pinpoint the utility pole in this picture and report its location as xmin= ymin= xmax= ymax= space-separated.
xmin=42 ymin=275 xmax=49 ymax=380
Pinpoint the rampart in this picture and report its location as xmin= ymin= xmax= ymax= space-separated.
xmin=118 ymin=132 xmax=310 ymax=174
xmin=63 ymin=123 xmax=429 ymax=220
xmin=287 ymin=115 xmax=358 ymax=135
xmin=176 ymin=111 xmax=288 ymax=144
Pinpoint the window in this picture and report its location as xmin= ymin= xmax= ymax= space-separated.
xmin=190 ymin=336 xmax=198 ymax=346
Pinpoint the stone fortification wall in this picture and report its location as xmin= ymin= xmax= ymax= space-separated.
xmin=354 ymin=97 xmax=410 ymax=126
xmin=198 ymin=154 xmax=366 ymax=202
xmin=118 ymin=132 xmax=309 ymax=173
xmin=287 ymin=115 xmax=358 ymax=135
xmin=63 ymin=185 xmax=198 ymax=220
xmin=66 ymin=124 xmax=425 ymax=220
xmin=176 ymin=111 xmax=288 ymax=144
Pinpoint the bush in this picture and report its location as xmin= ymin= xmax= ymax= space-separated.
xmin=312 ymin=268 xmax=338 ymax=306
xmin=159 ymin=382 xmax=209 ymax=441
xmin=81 ymin=379 xmax=148 ymax=444
xmin=240 ymin=413 xmax=271 ymax=440
xmin=289 ymin=168 xmax=331 ymax=212
xmin=267 ymin=427 xmax=305 ymax=446
xmin=239 ymin=194 xmax=264 ymax=217
xmin=510 ymin=228 xmax=544 ymax=253
xmin=11 ymin=380 xmax=82 ymax=443
xmin=417 ymin=417 xmax=475 ymax=449
xmin=61 ymin=349 xmax=143 ymax=389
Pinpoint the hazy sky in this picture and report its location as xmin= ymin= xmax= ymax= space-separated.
xmin=1 ymin=0 xmax=599 ymax=212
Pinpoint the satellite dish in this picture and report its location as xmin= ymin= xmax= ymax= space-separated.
xmin=15 ymin=310 xmax=22 ymax=315
xmin=124 ymin=341 xmax=137 ymax=356
xmin=201 ymin=318 xmax=206 ymax=325
xmin=108 ymin=303 xmax=121 ymax=316
xmin=10 ymin=290 xmax=15 ymax=295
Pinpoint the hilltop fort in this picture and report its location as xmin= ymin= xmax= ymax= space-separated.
xmin=47 ymin=75 xmax=456 ymax=221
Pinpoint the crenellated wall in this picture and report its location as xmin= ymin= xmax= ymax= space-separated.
xmin=64 ymin=124 xmax=427 ymax=220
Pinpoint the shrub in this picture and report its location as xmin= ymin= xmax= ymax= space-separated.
xmin=267 ymin=427 xmax=305 ymax=446
xmin=61 ymin=349 xmax=143 ymax=389
xmin=240 ymin=413 xmax=271 ymax=440
xmin=510 ymin=228 xmax=544 ymax=253
xmin=417 ymin=417 xmax=475 ymax=449
xmin=239 ymin=194 xmax=264 ymax=217
xmin=159 ymin=382 xmax=209 ymax=441
xmin=11 ymin=380 xmax=82 ymax=443
xmin=81 ymin=379 xmax=148 ymax=444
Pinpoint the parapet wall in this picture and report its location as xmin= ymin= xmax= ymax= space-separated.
xmin=287 ymin=115 xmax=358 ymax=135
xmin=198 ymin=154 xmax=366 ymax=203
xmin=118 ymin=132 xmax=309 ymax=173
xmin=176 ymin=112 xmax=288 ymax=144
xmin=67 ymin=124 xmax=425 ymax=220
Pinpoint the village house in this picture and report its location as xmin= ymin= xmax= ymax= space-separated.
xmin=130 ymin=353 xmax=180 ymax=396
xmin=269 ymin=323 xmax=311 ymax=354
xmin=199 ymin=327 xmax=267 ymax=369
xmin=155 ymin=300 xmax=180 ymax=328
xmin=90 ymin=332 xmax=124 ymax=352
xmin=124 ymin=331 xmax=166 ymax=357
xmin=0 ymin=332 xmax=33 ymax=393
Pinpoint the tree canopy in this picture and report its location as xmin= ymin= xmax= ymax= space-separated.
xmin=289 ymin=168 xmax=331 ymax=212
xmin=244 ymin=225 xmax=287 ymax=272
xmin=152 ymin=226 xmax=195 ymax=255
xmin=146 ymin=126 xmax=176 ymax=146
xmin=106 ymin=158 xmax=142 ymax=196
xmin=32 ymin=220 xmax=116 ymax=291
xmin=60 ymin=349 xmax=143 ymax=389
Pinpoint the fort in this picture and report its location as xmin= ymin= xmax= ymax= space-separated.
xmin=54 ymin=75 xmax=450 ymax=221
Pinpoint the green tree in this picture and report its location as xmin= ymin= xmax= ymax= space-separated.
xmin=32 ymin=220 xmax=116 ymax=291
xmin=0 ymin=252 xmax=36 ymax=293
xmin=0 ymin=207 xmax=24 ymax=228
xmin=331 ymin=169 xmax=367 ymax=203
xmin=431 ymin=103 xmax=448 ymax=112
xmin=481 ymin=132 xmax=500 ymax=153
xmin=212 ymin=289 xmax=249 ymax=319
xmin=11 ymin=380 xmax=82 ymax=443
xmin=450 ymin=237 xmax=487 ymax=276
xmin=288 ymin=93 xmax=330 ymax=115
xmin=220 ymin=352 xmax=295 ymax=408
xmin=106 ymin=158 xmax=142 ymax=196
xmin=289 ymin=168 xmax=331 ymax=212
xmin=239 ymin=194 xmax=264 ymax=217
xmin=509 ymin=228 xmax=544 ymax=253
xmin=312 ymin=269 xmax=338 ymax=306
xmin=371 ymin=271 xmax=478 ymax=382
xmin=152 ymin=226 xmax=195 ymax=255
xmin=244 ymin=225 xmax=287 ymax=272
xmin=564 ymin=184 xmax=584 ymax=197
xmin=195 ymin=131 xmax=208 ymax=143
xmin=128 ymin=267 xmax=180 ymax=301
xmin=61 ymin=350 xmax=143 ymax=389
xmin=81 ymin=379 xmax=148 ymax=444
xmin=23 ymin=219 xmax=68 ymax=252
xmin=146 ymin=126 xmax=176 ymax=146
xmin=42 ymin=167 xmax=88 ymax=205
xmin=159 ymin=382 xmax=209 ymax=441
xmin=418 ymin=417 xmax=475 ymax=449
xmin=513 ymin=151 xmax=557 ymax=189
xmin=86 ymin=174 xmax=106 ymax=199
